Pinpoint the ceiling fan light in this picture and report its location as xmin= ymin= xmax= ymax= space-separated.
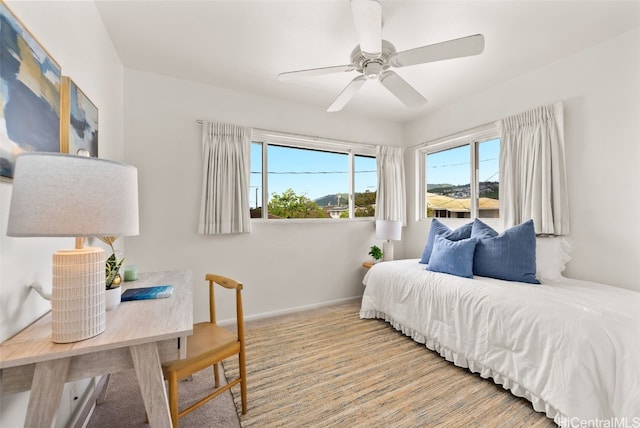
xmin=364 ymin=62 xmax=382 ymax=79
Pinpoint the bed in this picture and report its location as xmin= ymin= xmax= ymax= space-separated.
xmin=360 ymin=245 xmax=640 ymax=426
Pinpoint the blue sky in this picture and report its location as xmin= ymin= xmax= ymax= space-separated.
xmin=250 ymin=143 xmax=376 ymax=207
xmin=427 ymin=138 xmax=500 ymax=185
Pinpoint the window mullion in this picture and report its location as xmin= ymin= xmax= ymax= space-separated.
xmin=416 ymin=151 xmax=426 ymax=221
xmin=348 ymin=152 xmax=355 ymax=219
xmin=262 ymin=142 xmax=268 ymax=220
xmin=470 ymin=141 xmax=479 ymax=219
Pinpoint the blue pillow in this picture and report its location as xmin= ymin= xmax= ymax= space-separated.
xmin=420 ymin=218 xmax=473 ymax=264
xmin=471 ymin=219 xmax=539 ymax=284
xmin=428 ymin=235 xmax=477 ymax=278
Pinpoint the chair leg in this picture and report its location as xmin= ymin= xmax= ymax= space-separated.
xmin=167 ymin=372 xmax=180 ymax=427
xmin=239 ymin=351 xmax=247 ymax=414
xmin=213 ymin=363 xmax=220 ymax=388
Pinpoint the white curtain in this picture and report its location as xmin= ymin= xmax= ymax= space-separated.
xmin=198 ymin=122 xmax=251 ymax=234
xmin=375 ymin=145 xmax=406 ymax=225
xmin=498 ymin=102 xmax=570 ymax=235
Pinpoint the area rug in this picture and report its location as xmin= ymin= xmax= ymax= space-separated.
xmin=223 ymin=300 xmax=555 ymax=427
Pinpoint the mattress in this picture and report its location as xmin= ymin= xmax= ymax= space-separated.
xmin=360 ymin=259 xmax=640 ymax=426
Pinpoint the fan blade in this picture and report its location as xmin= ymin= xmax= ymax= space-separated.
xmin=379 ymin=71 xmax=427 ymax=108
xmin=350 ymin=0 xmax=382 ymax=59
xmin=278 ymin=64 xmax=356 ymax=80
xmin=327 ymin=76 xmax=366 ymax=112
xmin=391 ymin=34 xmax=485 ymax=68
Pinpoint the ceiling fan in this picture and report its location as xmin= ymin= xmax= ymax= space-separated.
xmin=278 ymin=0 xmax=485 ymax=112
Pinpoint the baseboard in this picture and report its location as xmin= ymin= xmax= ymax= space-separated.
xmin=218 ymin=295 xmax=362 ymax=326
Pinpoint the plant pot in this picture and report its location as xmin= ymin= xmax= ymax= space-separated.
xmin=105 ymin=287 xmax=121 ymax=310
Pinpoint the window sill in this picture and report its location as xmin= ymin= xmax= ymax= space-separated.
xmin=251 ymin=217 xmax=375 ymax=225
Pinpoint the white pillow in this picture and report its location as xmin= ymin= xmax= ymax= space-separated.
xmin=535 ymin=236 xmax=571 ymax=283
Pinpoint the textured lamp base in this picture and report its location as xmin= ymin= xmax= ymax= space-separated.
xmin=383 ymin=241 xmax=394 ymax=261
xmin=52 ymin=248 xmax=106 ymax=343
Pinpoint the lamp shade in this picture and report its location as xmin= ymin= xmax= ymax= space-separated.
xmin=7 ymin=153 xmax=139 ymax=237
xmin=375 ymin=220 xmax=402 ymax=241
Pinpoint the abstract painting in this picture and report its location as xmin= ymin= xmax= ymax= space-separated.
xmin=61 ymin=76 xmax=98 ymax=157
xmin=0 ymin=2 xmax=61 ymax=179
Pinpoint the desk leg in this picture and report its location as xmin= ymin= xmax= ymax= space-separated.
xmin=130 ymin=343 xmax=172 ymax=428
xmin=24 ymin=358 xmax=70 ymax=428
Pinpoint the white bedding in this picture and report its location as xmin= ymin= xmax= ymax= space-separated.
xmin=360 ymin=259 xmax=640 ymax=426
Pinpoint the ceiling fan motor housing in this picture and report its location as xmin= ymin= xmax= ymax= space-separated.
xmin=351 ymin=40 xmax=396 ymax=79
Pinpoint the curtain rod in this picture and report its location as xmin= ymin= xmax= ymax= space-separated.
xmin=406 ymin=121 xmax=498 ymax=150
xmin=196 ymin=119 xmax=378 ymax=150
xmin=408 ymin=101 xmax=562 ymax=150
xmin=196 ymin=119 xmax=286 ymax=138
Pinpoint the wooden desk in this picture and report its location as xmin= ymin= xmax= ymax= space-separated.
xmin=0 ymin=270 xmax=193 ymax=428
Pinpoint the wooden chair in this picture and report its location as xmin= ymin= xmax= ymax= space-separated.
xmin=161 ymin=274 xmax=247 ymax=426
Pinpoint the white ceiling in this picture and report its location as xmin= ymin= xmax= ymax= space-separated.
xmin=95 ymin=0 xmax=640 ymax=123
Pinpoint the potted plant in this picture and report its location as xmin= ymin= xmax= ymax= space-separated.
xmin=99 ymin=236 xmax=125 ymax=309
xmin=368 ymin=245 xmax=383 ymax=262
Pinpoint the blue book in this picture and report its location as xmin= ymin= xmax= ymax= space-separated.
xmin=121 ymin=285 xmax=174 ymax=301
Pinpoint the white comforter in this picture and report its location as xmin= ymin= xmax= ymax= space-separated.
xmin=360 ymin=259 xmax=640 ymax=427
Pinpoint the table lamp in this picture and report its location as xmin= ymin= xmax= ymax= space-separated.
xmin=7 ymin=153 xmax=139 ymax=343
xmin=375 ymin=220 xmax=402 ymax=261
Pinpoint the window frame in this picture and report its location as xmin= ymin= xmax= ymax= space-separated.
xmin=416 ymin=123 xmax=500 ymax=221
xmin=251 ymin=129 xmax=377 ymax=221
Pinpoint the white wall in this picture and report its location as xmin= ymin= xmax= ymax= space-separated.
xmin=403 ymin=28 xmax=640 ymax=291
xmin=123 ymin=69 xmax=404 ymax=323
xmin=2 ymin=3 xmax=637 ymax=426
xmin=0 ymin=1 xmax=124 ymax=426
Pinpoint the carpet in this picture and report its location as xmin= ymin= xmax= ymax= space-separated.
xmin=87 ymin=368 xmax=240 ymax=427
xmin=223 ymin=300 xmax=556 ymax=427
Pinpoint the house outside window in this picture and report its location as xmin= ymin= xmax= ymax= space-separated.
xmin=417 ymin=124 xmax=500 ymax=221
xmin=250 ymin=131 xmax=377 ymax=220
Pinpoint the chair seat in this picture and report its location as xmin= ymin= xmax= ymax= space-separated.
xmin=187 ymin=322 xmax=238 ymax=359
xmin=162 ymin=323 xmax=239 ymax=374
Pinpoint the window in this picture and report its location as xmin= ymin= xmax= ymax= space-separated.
xmin=250 ymin=131 xmax=376 ymax=220
xmin=354 ymin=155 xmax=376 ymax=218
xmin=425 ymin=145 xmax=471 ymax=218
xmin=477 ymin=138 xmax=500 ymax=218
xmin=418 ymin=125 xmax=500 ymax=220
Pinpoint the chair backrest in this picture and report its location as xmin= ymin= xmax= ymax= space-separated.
xmin=204 ymin=273 xmax=245 ymax=342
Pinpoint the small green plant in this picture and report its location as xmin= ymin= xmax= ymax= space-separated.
xmin=368 ymin=245 xmax=383 ymax=261
xmin=99 ymin=236 xmax=125 ymax=289
xmin=105 ymin=253 xmax=125 ymax=289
